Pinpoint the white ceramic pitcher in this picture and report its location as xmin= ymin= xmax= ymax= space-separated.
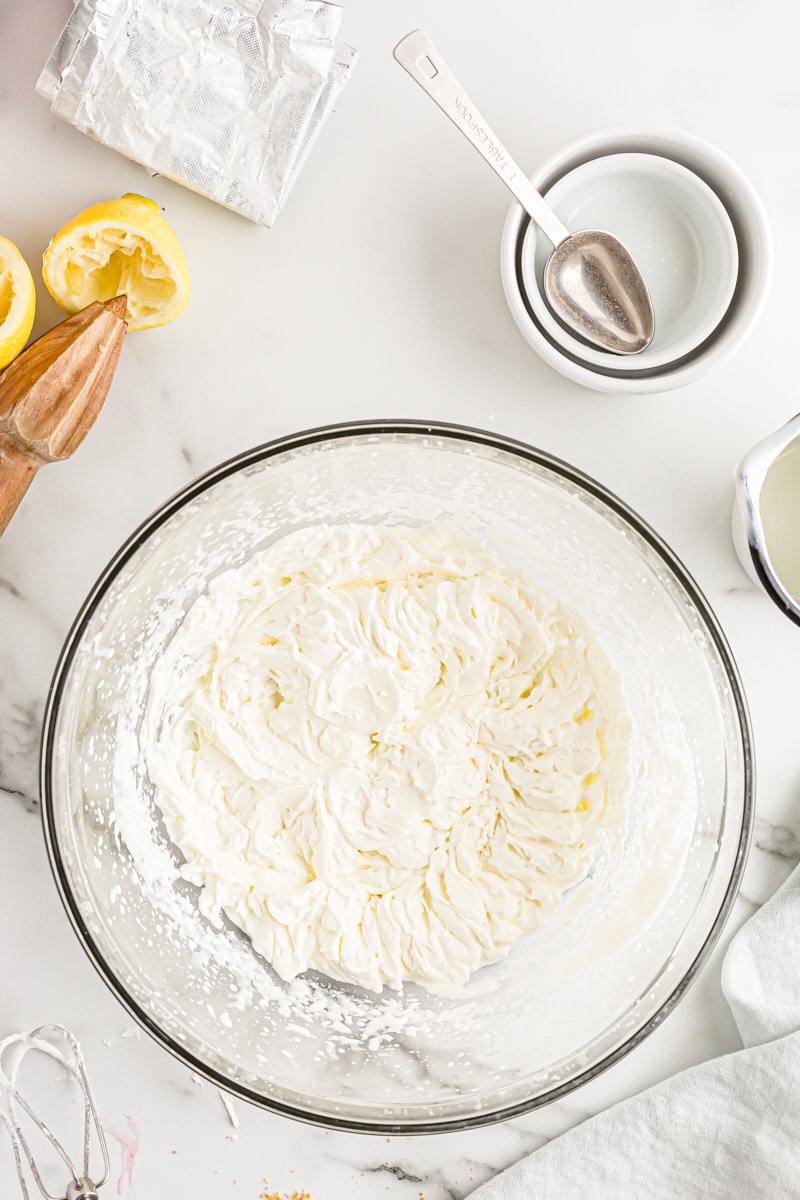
xmin=733 ymin=411 xmax=800 ymax=625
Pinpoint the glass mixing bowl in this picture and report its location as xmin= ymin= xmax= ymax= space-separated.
xmin=41 ymin=421 xmax=752 ymax=1133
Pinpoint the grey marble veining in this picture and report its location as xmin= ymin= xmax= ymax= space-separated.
xmin=753 ymin=816 xmax=800 ymax=864
xmin=0 ymin=696 xmax=41 ymax=811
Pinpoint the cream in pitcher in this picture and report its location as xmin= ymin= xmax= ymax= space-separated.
xmin=733 ymin=412 xmax=800 ymax=623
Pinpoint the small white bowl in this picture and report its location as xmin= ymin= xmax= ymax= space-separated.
xmin=500 ymin=126 xmax=773 ymax=394
xmin=522 ymin=154 xmax=738 ymax=371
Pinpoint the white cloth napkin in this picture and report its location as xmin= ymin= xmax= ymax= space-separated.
xmin=470 ymin=864 xmax=800 ymax=1200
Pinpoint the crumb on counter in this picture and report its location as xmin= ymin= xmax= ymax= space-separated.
xmin=261 ymin=1182 xmax=310 ymax=1200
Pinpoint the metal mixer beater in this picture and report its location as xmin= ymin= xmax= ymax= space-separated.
xmin=0 ymin=1025 xmax=110 ymax=1200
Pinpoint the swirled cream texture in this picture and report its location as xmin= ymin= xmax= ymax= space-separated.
xmin=145 ymin=524 xmax=627 ymax=993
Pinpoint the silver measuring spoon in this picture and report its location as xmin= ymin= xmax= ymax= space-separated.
xmin=393 ymin=31 xmax=655 ymax=355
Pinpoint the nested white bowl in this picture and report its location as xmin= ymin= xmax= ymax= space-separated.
xmin=501 ymin=126 xmax=773 ymax=394
xmin=523 ymin=153 xmax=738 ymax=370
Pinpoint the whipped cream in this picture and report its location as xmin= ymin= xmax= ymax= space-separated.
xmin=144 ymin=523 xmax=628 ymax=993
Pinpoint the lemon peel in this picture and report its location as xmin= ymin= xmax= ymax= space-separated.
xmin=42 ymin=194 xmax=190 ymax=331
xmin=0 ymin=236 xmax=36 ymax=370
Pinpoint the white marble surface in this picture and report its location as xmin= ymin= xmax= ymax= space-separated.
xmin=1 ymin=0 xmax=800 ymax=1196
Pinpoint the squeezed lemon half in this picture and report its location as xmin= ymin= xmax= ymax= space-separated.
xmin=42 ymin=194 xmax=190 ymax=331
xmin=0 ymin=236 xmax=36 ymax=370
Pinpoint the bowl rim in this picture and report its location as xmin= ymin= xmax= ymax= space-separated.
xmin=39 ymin=418 xmax=754 ymax=1134
xmin=524 ymin=151 xmax=740 ymax=370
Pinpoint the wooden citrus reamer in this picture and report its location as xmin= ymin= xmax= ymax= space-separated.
xmin=0 ymin=295 xmax=128 ymax=535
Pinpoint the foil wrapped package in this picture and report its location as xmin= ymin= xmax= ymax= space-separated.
xmin=36 ymin=0 xmax=357 ymax=226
